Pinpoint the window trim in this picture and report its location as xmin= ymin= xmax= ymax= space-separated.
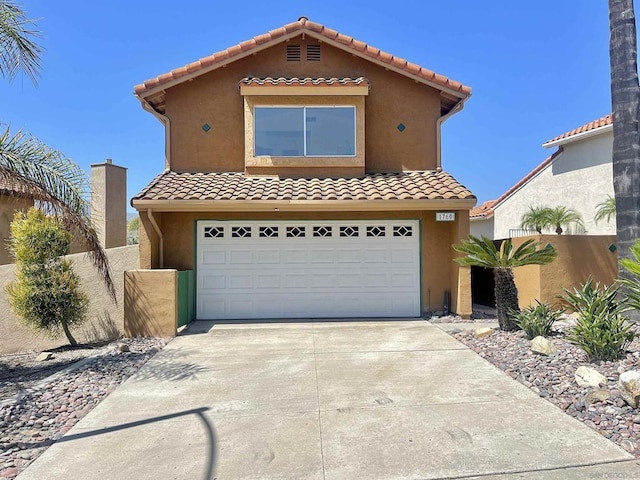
xmin=253 ymin=105 xmax=357 ymax=158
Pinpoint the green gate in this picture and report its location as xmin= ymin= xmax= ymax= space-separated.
xmin=177 ymin=270 xmax=195 ymax=328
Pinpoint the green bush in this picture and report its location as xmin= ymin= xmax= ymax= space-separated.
xmin=560 ymin=278 xmax=635 ymax=361
xmin=511 ymin=301 xmax=562 ymax=339
xmin=6 ymin=208 xmax=88 ymax=346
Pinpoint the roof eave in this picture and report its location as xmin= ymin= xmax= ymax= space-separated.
xmin=542 ymin=124 xmax=613 ymax=149
xmin=134 ymin=27 xmax=470 ymax=108
xmin=131 ymin=198 xmax=477 ymax=212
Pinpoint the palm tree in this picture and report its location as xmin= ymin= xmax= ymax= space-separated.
xmin=520 ymin=206 xmax=550 ymax=234
xmin=594 ymin=195 xmax=617 ymax=224
xmin=543 ymin=206 xmax=584 ymax=235
xmin=609 ymin=0 xmax=640 ymax=283
xmin=0 ymin=1 xmax=114 ymax=298
xmin=454 ymin=236 xmax=557 ymax=331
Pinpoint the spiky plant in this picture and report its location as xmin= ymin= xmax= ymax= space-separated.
xmin=454 ymin=236 xmax=558 ymax=331
xmin=520 ymin=205 xmax=551 ymax=234
xmin=0 ymin=0 xmax=42 ymax=84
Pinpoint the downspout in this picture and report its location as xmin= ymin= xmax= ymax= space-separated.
xmin=435 ymin=95 xmax=470 ymax=171
xmin=147 ymin=209 xmax=164 ymax=268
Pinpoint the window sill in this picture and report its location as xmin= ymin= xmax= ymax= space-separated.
xmin=245 ymin=156 xmax=364 ymax=168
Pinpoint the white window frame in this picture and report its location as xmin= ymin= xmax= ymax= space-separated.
xmin=253 ymin=105 xmax=357 ymax=158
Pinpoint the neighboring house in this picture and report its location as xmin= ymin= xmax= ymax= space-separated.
xmin=131 ymin=17 xmax=476 ymax=320
xmin=471 ymin=114 xmax=615 ymax=239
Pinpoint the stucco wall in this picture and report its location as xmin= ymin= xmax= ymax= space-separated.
xmin=164 ymin=35 xmax=442 ymax=175
xmin=124 ymin=269 xmax=177 ymax=338
xmin=137 ymin=210 xmax=472 ymax=317
xmin=493 ymin=132 xmax=615 ymax=240
xmin=512 ymin=235 xmax=617 ymax=309
xmin=0 ymin=196 xmax=34 ymax=265
xmin=469 ymin=217 xmax=494 ymax=239
xmin=0 ymin=245 xmax=139 ymax=354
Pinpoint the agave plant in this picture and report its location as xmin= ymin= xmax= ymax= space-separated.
xmin=454 ymin=236 xmax=557 ymax=331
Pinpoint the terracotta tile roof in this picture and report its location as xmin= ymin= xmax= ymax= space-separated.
xmin=543 ymin=114 xmax=612 ymax=146
xmin=470 ymin=149 xmax=564 ymax=218
xmin=134 ymin=17 xmax=471 ymax=99
xmin=240 ymin=76 xmax=369 ymax=88
xmin=133 ymin=170 xmax=475 ymax=203
xmin=470 ymin=200 xmax=497 ymax=218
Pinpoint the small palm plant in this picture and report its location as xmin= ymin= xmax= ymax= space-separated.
xmin=594 ymin=195 xmax=616 ymax=225
xmin=619 ymin=239 xmax=640 ymax=312
xmin=520 ymin=206 xmax=551 ymax=234
xmin=544 ymin=206 xmax=584 ymax=235
xmin=454 ymin=236 xmax=557 ymax=331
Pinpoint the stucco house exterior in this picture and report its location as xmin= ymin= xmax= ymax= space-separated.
xmin=130 ymin=17 xmax=476 ymax=320
xmin=471 ymin=114 xmax=615 ymax=239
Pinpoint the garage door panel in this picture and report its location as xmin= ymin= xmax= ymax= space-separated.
xmin=230 ymin=250 xmax=253 ymax=264
xmin=197 ymin=220 xmax=420 ymax=319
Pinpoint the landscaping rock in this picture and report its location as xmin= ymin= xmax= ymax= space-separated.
xmin=575 ymin=366 xmax=607 ymax=388
xmin=530 ymin=336 xmax=557 ymax=356
xmin=619 ymin=370 xmax=640 ymax=408
xmin=35 ymin=352 xmax=53 ymax=362
xmin=585 ymin=389 xmax=611 ymax=406
xmin=475 ymin=327 xmax=493 ymax=338
xmin=117 ymin=344 xmax=130 ymax=353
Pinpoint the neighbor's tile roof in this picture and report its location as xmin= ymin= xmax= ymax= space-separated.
xmin=470 ymin=200 xmax=497 ymax=218
xmin=240 ymin=76 xmax=369 ymax=88
xmin=133 ymin=170 xmax=475 ymax=202
xmin=470 ymin=148 xmax=564 ymax=219
xmin=134 ymin=17 xmax=471 ymax=97
xmin=544 ymin=114 xmax=612 ymax=145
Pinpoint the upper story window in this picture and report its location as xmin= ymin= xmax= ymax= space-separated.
xmin=254 ymin=106 xmax=356 ymax=157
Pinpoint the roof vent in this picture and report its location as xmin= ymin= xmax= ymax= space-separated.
xmin=286 ymin=44 xmax=301 ymax=62
xmin=306 ymin=44 xmax=321 ymax=62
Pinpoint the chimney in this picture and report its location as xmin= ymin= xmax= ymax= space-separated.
xmin=91 ymin=159 xmax=127 ymax=248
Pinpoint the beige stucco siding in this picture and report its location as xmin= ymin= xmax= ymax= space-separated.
xmin=163 ymin=36 xmax=442 ymax=175
xmin=0 ymin=196 xmax=33 ymax=265
xmin=137 ymin=210 xmax=471 ymax=316
xmin=492 ymin=132 xmax=614 ymax=240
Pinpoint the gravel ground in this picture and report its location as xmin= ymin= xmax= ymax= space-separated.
xmin=0 ymin=337 xmax=168 ymax=479
xmin=452 ymin=326 xmax=640 ymax=458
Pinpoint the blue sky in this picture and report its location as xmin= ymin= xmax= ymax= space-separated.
xmin=1 ymin=1 xmax=613 ymax=209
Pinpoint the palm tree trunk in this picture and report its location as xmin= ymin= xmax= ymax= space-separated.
xmin=493 ymin=267 xmax=519 ymax=331
xmin=61 ymin=321 xmax=77 ymax=346
xmin=609 ymin=0 xmax=640 ymax=286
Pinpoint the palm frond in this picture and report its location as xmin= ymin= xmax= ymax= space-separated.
xmin=0 ymin=0 xmax=42 ymax=84
xmin=594 ymin=195 xmax=617 ymax=224
xmin=0 ymin=127 xmax=115 ymax=300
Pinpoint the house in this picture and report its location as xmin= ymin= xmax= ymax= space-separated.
xmin=130 ymin=17 xmax=476 ymax=321
xmin=471 ymin=114 xmax=615 ymax=239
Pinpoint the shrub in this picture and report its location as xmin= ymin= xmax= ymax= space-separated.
xmin=6 ymin=208 xmax=88 ymax=346
xmin=560 ymin=278 xmax=635 ymax=361
xmin=511 ymin=301 xmax=562 ymax=339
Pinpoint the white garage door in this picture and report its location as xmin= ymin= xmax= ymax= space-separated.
xmin=196 ymin=220 xmax=420 ymax=319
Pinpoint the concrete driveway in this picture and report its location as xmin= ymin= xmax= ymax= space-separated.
xmin=17 ymin=320 xmax=640 ymax=479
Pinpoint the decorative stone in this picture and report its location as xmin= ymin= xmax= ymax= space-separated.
xmin=118 ymin=344 xmax=130 ymax=353
xmin=475 ymin=327 xmax=493 ymax=338
xmin=619 ymin=370 xmax=640 ymax=408
xmin=35 ymin=352 xmax=53 ymax=362
xmin=585 ymin=389 xmax=611 ymax=406
xmin=575 ymin=366 xmax=607 ymax=388
xmin=531 ymin=336 xmax=557 ymax=356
